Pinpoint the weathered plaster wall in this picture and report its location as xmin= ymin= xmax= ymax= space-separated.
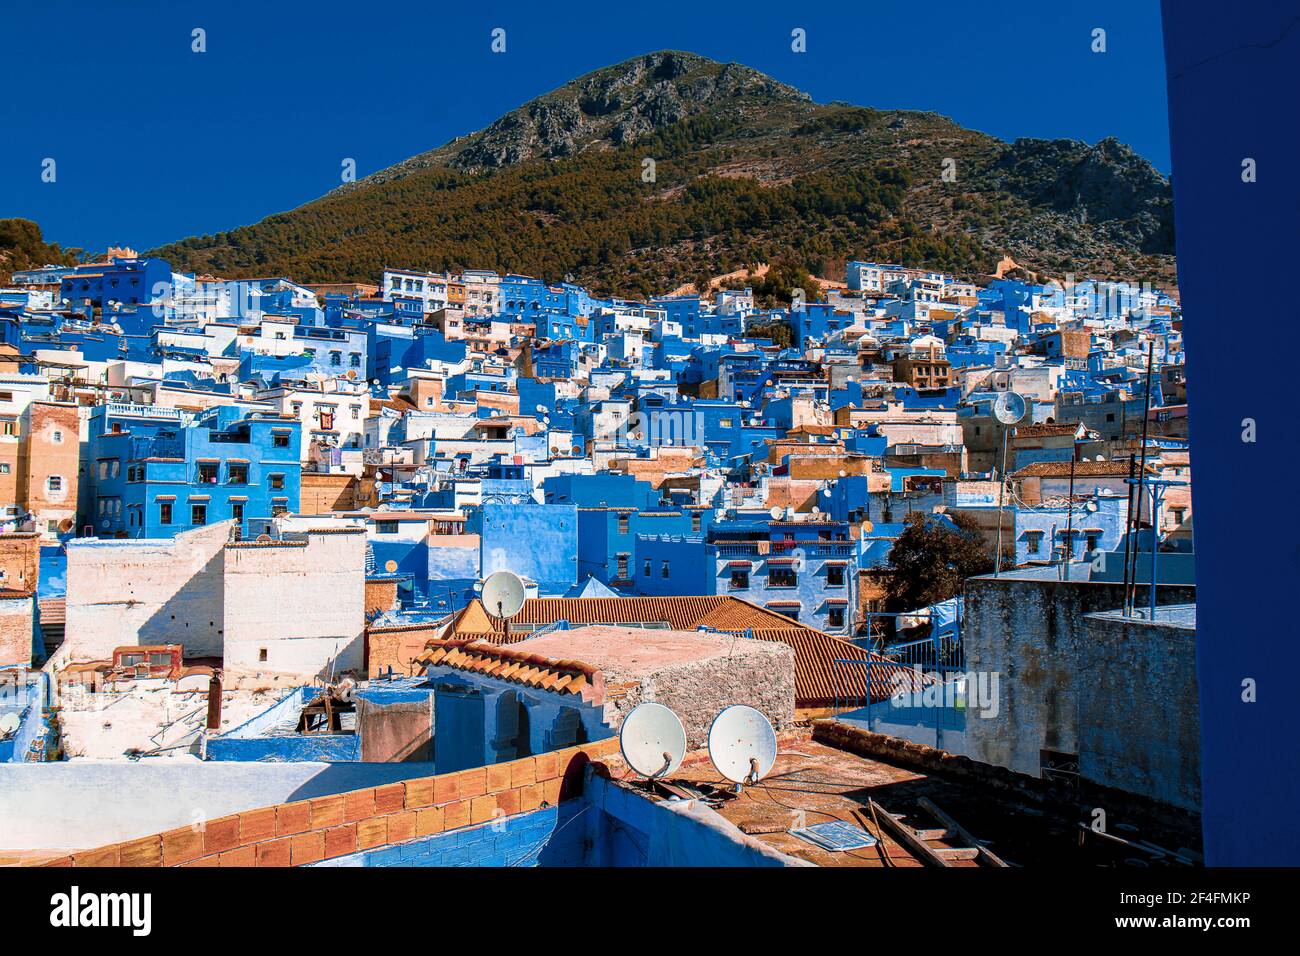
xmin=962 ymin=575 xmax=1196 ymax=783
xmin=61 ymin=522 xmax=229 ymax=662
xmin=222 ymin=530 xmax=366 ymax=679
xmin=1078 ymin=609 xmax=1201 ymax=811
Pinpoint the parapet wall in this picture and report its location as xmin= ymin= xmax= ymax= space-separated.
xmin=38 ymin=737 xmax=620 ymax=867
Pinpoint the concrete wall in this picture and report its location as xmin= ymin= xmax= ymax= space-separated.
xmin=962 ymin=574 xmax=1196 ymax=786
xmin=1078 ymin=609 xmax=1201 ymax=811
xmin=61 ymin=522 xmax=229 ymax=662
xmin=222 ymin=529 xmax=366 ymax=679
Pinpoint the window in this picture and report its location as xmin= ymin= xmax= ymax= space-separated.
xmin=661 ymin=560 xmax=670 ymax=579
xmin=0 ymin=463 xmax=8 ymax=475
xmin=1086 ymin=533 xmax=1099 ymax=552
xmin=47 ymin=476 xmax=62 ymax=493
xmin=375 ymin=521 xmax=399 ymax=534
xmin=826 ymin=565 xmax=845 ymax=587
xmin=643 ymin=559 xmax=652 ymax=576
xmin=98 ymin=461 xmax=109 ymax=480
xmin=231 ymin=502 xmax=244 ymax=523
xmin=197 ymin=463 xmax=218 ymax=484
xmin=272 ymin=432 xmax=290 ymax=448
xmin=730 ymin=568 xmax=750 ymax=590
xmin=350 ymin=353 xmax=361 ymax=368
xmin=258 ymin=648 xmax=268 ymax=663
xmin=616 ymin=553 xmax=629 ymax=579
xmin=330 ymin=351 xmax=342 ymax=366
xmin=51 ymin=430 xmax=63 ymax=444
xmin=159 ymin=501 xmax=173 ymax=524
xmin=769 ymin=566 xmax=798 ymax=588
xmin=827 ymin=607 xmax=846 ymax=628
xmin=1026 ymin=531 xmax=1043 ymax=554
xmin=0 ymin=417 xmax=15 ymax=436
xmin=191 ymin=503 xmax=207 ymax=525
xmin=228 ymin=464 xmax=248 ymax=484
xmin=617 ymin=514 xmax=630 ymax=534
xmin=271 ymin=501 xmax=288 ymax=517
xmin=269 ymin=473 xmax=285 ymax=490
xmin=691 ymin=512 xmax=702 ymax=533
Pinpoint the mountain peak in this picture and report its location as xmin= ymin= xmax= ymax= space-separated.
xmin=356 ymin=51 xmax=812 ymax=185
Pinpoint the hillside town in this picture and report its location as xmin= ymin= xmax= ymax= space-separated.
xmin=0 ymin=251 xmax=1199 ymax=869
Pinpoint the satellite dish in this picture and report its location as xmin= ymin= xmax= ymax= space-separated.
xmin=619 ymin=702 xmax=686 ymax=780
xmin=481 ymin=569 xmax=525 ymax=620
xmin=256 ymin=534 xmax=273 ymax=543
xmin=0 ymin=713 xmax=19 ymax=735
xmin=1084 ymin=501 xmax=1099 ymax=513
xmin=708 ymin=705 xmax=777 ymax=786
xmin=769 ymin=506 xmax=783 ymax=520
xmin=992 ymin=390 xmax=1027 ymax=425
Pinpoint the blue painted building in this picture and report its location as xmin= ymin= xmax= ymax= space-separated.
xmin=83 ymin=404 xmax=301 ymax=539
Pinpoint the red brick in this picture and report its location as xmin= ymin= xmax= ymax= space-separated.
xmin=433 ymin=774 xmax=460 ymax=805
xmin=443 ymin=800 xmax=470 ymax=831
xmin=486 ymin=762 xmax=512 ymax=793
xmin=541 ymin=777 xmax=562 ymax=806
xmin=403 ymin=777 xmax=435 ymax=809
xmin=239 ymin=807 xmax=277 ymax=844
xmin=202 ymin=816 xmax=241 ymax=856
xmin=343 ymin=789 xmax=376 ymax=823
xmin=518 ymin=783 xmax=544 ymax=812
xmin=182 ymin=856 xmax=219 ymax=867
xmin=72 ymin=844 xmax=120 ymax=867
xmin=309 ymin=794 xmax=345 ymax=829
xmin=256 ymin=837 xmax=292 ymax=868
xmin=509 ymin=757 xmax=537 ymax=788
xmin=161 ymin=826 xmax=205 ymax=867
xmin=414 ymin=806 xmax=444 ymax=837
xmin=458 ymin=767 xmax=487 ymax=799
xmin=356 ymin=817 xmax=388 ymax=849
xmin=373 ymin=783 xmax=405 ymax=814
xmin=496 ymin=788 xmax=521 ymax=816
xmin=386 ymin=811 xmax=416 ymax=844
xmin=534 ymin=752 xmax=560 ymax=781
xmin=323 ymin=824 xmax=357 ymax=859
xmin=470 ymin=795 xmax=497 ymax=824
xmin=218 ymin=845 xmax=257 ymax=868
xmin=290 ymin=831 xmax=326 ymax=866
xmin=276 ymin=801 xmax=312 ymax=837
xmin=118 ymin=836 xmax=162 ymax=868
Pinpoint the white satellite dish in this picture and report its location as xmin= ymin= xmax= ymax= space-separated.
xmin=480 ymin=569 xmax=526 ymax=620
xmin=992 ymin=390 xmax=1027 ymax=425
xmin=619 ymin=702 xmax=686 ymax=780
xmin=769 ymin=505 xmax=783 ymax=520
xmin=708 ymin=705 xmax=777 ymax=786
xmin=0 ymin=713 xmax=19 ymax=735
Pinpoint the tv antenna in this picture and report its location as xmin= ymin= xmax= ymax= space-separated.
xmin=708 ymin=705 xmax=777 ymax=790
xmin=619 ymin=702 xmax=686 ymax=782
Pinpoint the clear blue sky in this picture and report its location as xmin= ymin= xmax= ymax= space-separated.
xmin=0 ymin=0 xmax=1171 ymax=255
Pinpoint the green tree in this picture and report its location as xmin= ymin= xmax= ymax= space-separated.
xmin=883 ymin=512 xmax=998 ymax=611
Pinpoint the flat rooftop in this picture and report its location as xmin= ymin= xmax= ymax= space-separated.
xmin=515 ymin=624 xmax=787 ymax=676
xmin=606 ymin=728 xmax=1201 ymax=868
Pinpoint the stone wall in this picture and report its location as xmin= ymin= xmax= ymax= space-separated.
xmin=0 ymin=533 xmax=39 ymax=594
xmin=0 ymin=595 xmax=36 ymax=668
xmin=602 ymin=639 xmax=796 ymax=750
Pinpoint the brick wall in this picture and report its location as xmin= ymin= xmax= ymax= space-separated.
xmin=0 ymin=533 xmax=39 ymax=592
xmin=367 ymin=624 xmax=439 ymax=677
xmin=299 ymin=473 xmax=360 ymax=514
xmin=0 ymin=596 xmax=35 ymax=668
xmin=38 ymin=738 xmax=621 ymax=868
